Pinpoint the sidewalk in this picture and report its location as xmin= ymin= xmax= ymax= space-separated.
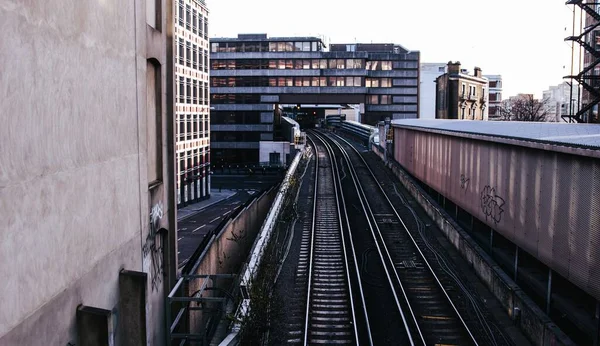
xmin=177 ymin=189 xmax=237 ymax=221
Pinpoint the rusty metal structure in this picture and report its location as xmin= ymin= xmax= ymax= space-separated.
xmin=565 ymin=0 xmax=600 ymax=123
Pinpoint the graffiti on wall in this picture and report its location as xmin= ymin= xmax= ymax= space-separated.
xmin=460 ymin=174 xmax=470 ymax=192
xmin=480 ymin=185 xmax=505 ymax=224
xmin=143 ymin=201 xmax=164 ymax=291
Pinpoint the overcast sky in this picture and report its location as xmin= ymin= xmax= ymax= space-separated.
xmin=207 ymin=0 xmax=577 ymax=99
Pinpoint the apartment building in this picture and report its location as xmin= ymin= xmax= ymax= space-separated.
xmin=543 ymin=82 xmax=580 ymax=122
xmin=210 ymin=34 xmax=420 ymax=166
xmin=484 ymin=75 xmax=502 ymax=120
xmin=175 ymin=0 xmax=210 ymax=206
xmin=420 ymin=63 xmax=447 ymax=119
xmin=0 ymin=0 xmax=176 ymax=344
xmin=436 ymin=61 xmax=489 ymax=120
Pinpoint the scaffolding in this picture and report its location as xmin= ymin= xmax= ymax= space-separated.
xmin=565 ymin=0 xmax=600 ymax=123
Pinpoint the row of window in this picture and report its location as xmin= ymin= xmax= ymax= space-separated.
xmin=461 ymin=83 xmax=486 ymax=98
xmin=211 ymin=59 xmax=394 ymax=71
xmin=176 ymin=1 xmax=208 ymax=39
xmin=210 ymin=76 xmax=402 ymax=88
xmin=367 ymin=95 xmax=392 ymax=105
xmin=211 ymin=41 xmax=322 ymax=53
xmin=211 ymin=94 xmax=261 ymax=104
xmin=211 ymin=132 xmax=263 ymax=142
xmin=210 ymin=111 xmax=262 ymax=124
xmin=177 ymin=76 xmax=209 ymax=105
xmin=177 ymin=155 xmax=209 ymax=177
xmin=177 ymin=38 xmax=208 ymax=72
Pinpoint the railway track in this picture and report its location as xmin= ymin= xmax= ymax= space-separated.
xmin=319 ymin=130 xmax=479 ymax=346
xmin=299 ymin=135 xmax=360 ymax=345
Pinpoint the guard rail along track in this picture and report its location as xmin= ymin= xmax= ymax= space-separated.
xmin=316 ymin=129 xmax=480 ymax=346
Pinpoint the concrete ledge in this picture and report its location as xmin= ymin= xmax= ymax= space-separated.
xmin=381 ymin=157 xmax=576 ymax=346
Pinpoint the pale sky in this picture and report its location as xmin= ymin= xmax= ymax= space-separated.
xmin=207 ymin=0 xmax=578 ymax=99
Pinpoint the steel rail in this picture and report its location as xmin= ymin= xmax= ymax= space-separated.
xmin=330 ymin=131 xmax=480 ymax=346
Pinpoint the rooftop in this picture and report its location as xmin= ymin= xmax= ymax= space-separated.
xmin=391 ymin=119 xmax=600 ymax=155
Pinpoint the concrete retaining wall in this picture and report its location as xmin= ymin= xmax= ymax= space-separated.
xmin=184 ymin=186 xmax=278 ymax=335
xmin=371 ymin=144 xmax=574 ymax=346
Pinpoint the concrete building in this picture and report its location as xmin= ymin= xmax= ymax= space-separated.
xmin=436 ymin=61 xmax=489 ymax=120
xmin=210 ymin=34 xmax=420 ymax=165
xmin=175 ymin=0 xmax=211 ymax=207
xmin=543 ymin=82 xmax=580 ymax=122
xmin=484 ymin=75 xmax=502 ymax=120
xmin=419 ymin=63 xmax=447 ymax=119
xmin=0 ymin=0 xmax=176 ymax=344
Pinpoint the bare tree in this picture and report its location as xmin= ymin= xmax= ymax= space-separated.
xmin=497 ymin=94 xmax=551 ymax=122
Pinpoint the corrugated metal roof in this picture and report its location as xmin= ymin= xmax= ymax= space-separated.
xmin=392 ymin=119 xmax=600 ymax=150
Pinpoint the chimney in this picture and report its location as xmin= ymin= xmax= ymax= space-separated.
xmin=474 ymin=67 xmax=482 ymax=78
xmin=447 ymin=61 xmax=461 ymax=74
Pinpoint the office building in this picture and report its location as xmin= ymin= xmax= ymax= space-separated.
xmin=436 ymin=61 xmax=489 ymax=120
xmin=175 ymin=0 xmax=211 ymax=206
xmin=0 ymin=0 xmax=176 ymax=344
xmin=210 ymin=33 xmax=420 ymax=166
xmin=484 ymin=75 xmax=502 ymax=120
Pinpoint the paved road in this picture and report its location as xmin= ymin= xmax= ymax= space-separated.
xmin=177 ymin=175 xmax=282 ymax=268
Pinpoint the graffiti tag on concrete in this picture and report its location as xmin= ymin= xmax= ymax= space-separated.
xmin=480 ymin=185 xmax=505 ymax=224
xmin=143 ymin=201 xmax=164 ymax=291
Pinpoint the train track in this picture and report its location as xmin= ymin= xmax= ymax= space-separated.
xmin=319 ymin=130 xmax=479 ymax=346
xmin=296 ymin=135 xmax=361 ymax=345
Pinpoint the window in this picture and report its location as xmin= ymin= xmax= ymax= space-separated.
xmin=461 ymin=83 xmax=466 ymax=96
xmin=178 ymin=2 xmax=184 ymax=27
xmin=269 ymin=152 xmax=281 ymax=165
xmin=185 ymin=42 xmax=191 ymax=68
xmin=178 ymin=39 xmax=184 ymax=65
xmin=192 ymin=9 xmax=197 ymax=34
xmin=192 ymin=44 xmax=197 ymax=69
xmin=367 ymin=95 xmax=379 ymax=104
xmin=185 ymin=5 xmax=191 ymax=31
xmin=381 ymin=95 xmax=391 ymax=104
xmin=346 ymin=44 xmax=356 ymax=52
xmin=146 ymin=60 xmax=162 ymax=184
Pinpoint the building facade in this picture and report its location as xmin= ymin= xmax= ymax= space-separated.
xmin=484 ymin=75 xmax=502 ymax=120
xmin=419 ymin=63 xmax=447 ymax=119
xmin=175 ymin=0 xmax=210 ymax=206
xmin=543 ymin=82 xmax=580 ymax=122
xmin=210 ymin=34 xmax=420 ymax=166
xmin=435 ymin=61 xmax=489 ymax=120
xmin=0 ymin=0 xmax=176 ymax=344
xmin=565 ymin=0 xmax=600 ymax=123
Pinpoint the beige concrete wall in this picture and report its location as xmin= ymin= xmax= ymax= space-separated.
xmin=0 ymin=0 xmax=174 ymax=344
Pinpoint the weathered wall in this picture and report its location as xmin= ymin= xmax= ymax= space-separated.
xmin=392 ymin=126 xmax=600 ymax=301
xmin=381 ymin=157 xmax=574 ymax=346
xmin=185 ymin=187 xmax=278 ymax=333
xmin=0 ymin=0 xmax=174 ymax=344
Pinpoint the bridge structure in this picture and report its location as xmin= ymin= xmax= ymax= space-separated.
xmin=382 ymin=119 xmax=600 ymax=345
